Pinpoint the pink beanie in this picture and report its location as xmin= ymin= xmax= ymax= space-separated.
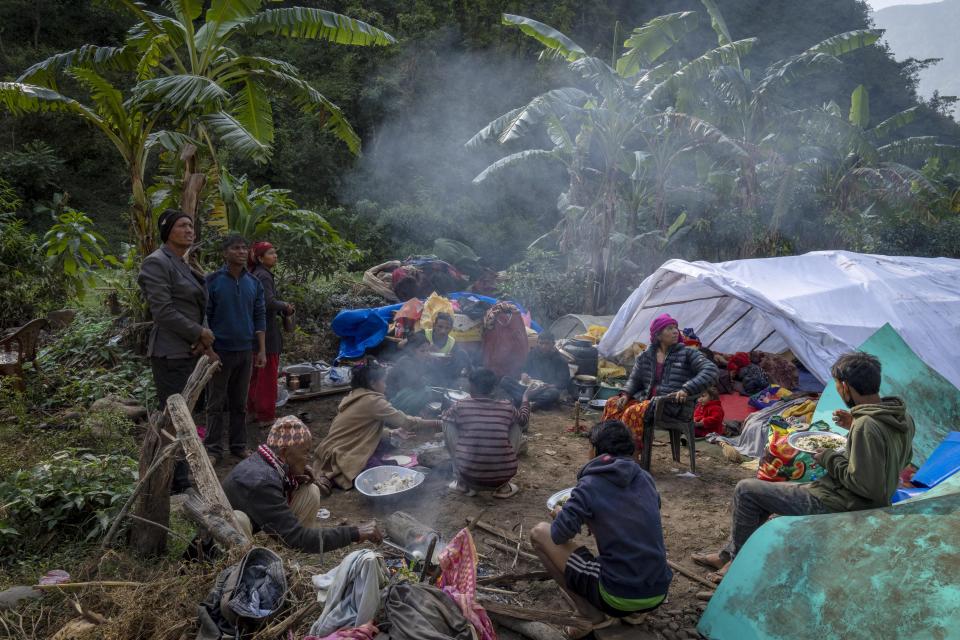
xmin=649 ymin=314 xmax=678 ymax=343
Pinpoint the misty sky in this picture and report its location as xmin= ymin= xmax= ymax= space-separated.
xmin=866 ymin=0 xmax=940 ymax=10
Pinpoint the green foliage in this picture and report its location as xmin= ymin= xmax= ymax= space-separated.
xmin=0 ymin=211 xmax=68 ymax=326
xmin=0 ymin=449 xmax=137 ymax=553
xmin=497 ymin=250 xmax=589 ymax=325
xmin=41 ymin=205 xmax=115 ymax=295
xmin=0 ymin=141 xmax=64 ymax=204
xmin=36 ymin=310 xmax=155 ymax=409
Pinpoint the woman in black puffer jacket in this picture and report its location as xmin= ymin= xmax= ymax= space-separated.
xmin=602 ymin=314 xmax=718 ymax=455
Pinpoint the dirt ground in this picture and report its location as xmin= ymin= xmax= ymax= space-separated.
xmin=240 ymin=393 xmax=754 ymax=640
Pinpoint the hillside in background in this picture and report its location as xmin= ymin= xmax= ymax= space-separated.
xmin=873 ymin=0 xmax=960 ymax=116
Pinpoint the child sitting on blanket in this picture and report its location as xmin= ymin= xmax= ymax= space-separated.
xmin=694 ymin=386 xmax=724 ymax=438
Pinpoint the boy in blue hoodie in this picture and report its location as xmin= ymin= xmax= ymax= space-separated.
xmin=530 ymin=420 xmax=672 ymax=636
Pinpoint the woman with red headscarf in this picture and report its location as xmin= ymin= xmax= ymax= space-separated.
xmin=247 ymin=242 xmax=295 ymax=425
xmin=602 ymin=314 xmax=718 ymax=457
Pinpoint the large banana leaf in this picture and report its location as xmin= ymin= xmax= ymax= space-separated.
xmin=241 ymin=7 xmax=396 ymax=45
xmin=195 ymin=0 xmax=264 ymax=52
xmin=495 ymin=88 xmax=590 ymax=145
xmin=643 ymin=39 xmax=755 ymax=109
xmin=700 ymin=0 xmax=734 ymax=46
xmin=472 ymin=149 xmax=559 ymax=183
xmin=145 ymin=130 xmax=199 ymax=153
xmin=849 ymin=84 xmax=869 ymax=128
xmin=502 ymin=14 xmax=585 ymax=62
xmin=869 ymin=107 xmax=919 ymax=142
xmin=0 ymin=82 xmax=100 ymax=123
xmin=202 ymin=111 xmax=270 ymax=163
xmin=877 ymin=136 xmax=943 ymax=162
xmin=570 ymin=57 xmax=623 ymax=99
xmin=633 ymin=59 xmax=682 ymax=94
xmin=661 ymin=113 xmax=750 ymax=159
xmin=211 ymin=55 xmax=301 ymax=77
xmin=124 ymin=10 xmax=189 ymax=51
xmin=250 ymin=69 xmax=361 ymax=154
xmin=17 ymin=45 xmax=137 ymax=87
xmin=465 ymin=107 xmax=524 ymax=149
xmin=70 ymin=69 xmax=128 ymax=131
xmin=807 ymin=30 xmax=881 ymax=57
xmin=755 ymin=52 xmax=841 ymax=99
xmin=617 ymin=12 xmax=699 ymax=77
xmin=167 ymin=0 xmax=203 ymax=23
xmin=130 ymin=74 xmax=229 ymax=115
xmin=231 ymin=79 xmax=274 ymax=144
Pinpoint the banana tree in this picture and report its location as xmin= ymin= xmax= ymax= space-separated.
xmin=15 ymin=0 xmax=396 ymax=256
xmin=468 ymin=11 xmax=750 ymax=311
xmin=0 ymin=74 xmax=185 ymax=257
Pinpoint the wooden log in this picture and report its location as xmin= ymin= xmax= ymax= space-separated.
xmin=465 ymin=518 xmax=534 ymax=551
xmin=478 ymin=571 xmax=549 ymax=585
xmin=484 ymin=538 xmax=538 ymax=563
xmin=479 ymin=601 xmax=589 ymax=628
xmin=491 ymin=614 xmax=567 ymax=640
xmin=101 ymin=441 xmax=178 ymax=548
xmin=667 ymin=560 xmax=720 ymax=590
xmin=130 ymin=355 xmax=219 ymax=556
xmin=32 ymin=581 xmax=142 ymax=591
xmin=168 ymin=394 xmax=250 ymax=546
xmin=180 ymin=491 xmax=248 ymax=549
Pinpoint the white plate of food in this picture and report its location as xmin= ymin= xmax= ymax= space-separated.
xmin=788 ymin=430 xmax=847 ymax=453
xmin=546 ymin=487 xmax=575 ymax=511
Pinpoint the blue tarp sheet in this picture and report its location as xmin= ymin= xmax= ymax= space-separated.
xmin=332 ymin=293 xmax=542 ymax=361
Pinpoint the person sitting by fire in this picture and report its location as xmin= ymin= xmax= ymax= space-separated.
xmin=223 ymin=416 xmax=383 ymax=552
xmin=314 ymin=361 xmax=441 ymax=495
xmin=423 ymin=312 xmax=471 ymax=382
xmin=387 ymin=331 xmax=434 ymax=415
xmin=501 ymin=331 xmax=571 ymax=410
xmin=530 ymin=420 xmax=672 ymax=637
xmin=443 ymin=368 xmax=529 ymax=499
xmin=603 ymin=313 xmax=718 ymax=456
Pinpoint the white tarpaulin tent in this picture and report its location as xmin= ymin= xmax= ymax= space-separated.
xmin=598 ymin=251 xmax=960 ymax=387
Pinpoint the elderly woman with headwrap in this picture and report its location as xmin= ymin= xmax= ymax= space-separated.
xmin=602 ymin=314 xmax=719 ymax=456
xmin=246 ymin=241 xmax=295 ymax=426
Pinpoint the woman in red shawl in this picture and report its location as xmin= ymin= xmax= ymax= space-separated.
xmin=481 ymin=302 xmax=529 ymax=380
xmin=247 ymin=242 xmax=295 ymax=425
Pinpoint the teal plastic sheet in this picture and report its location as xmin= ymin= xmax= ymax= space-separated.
xmin=699 ymin=324 xmax=960 ymax=639
xmin=811 ymin=324 xmax=960 ymax=465
xmin=698 ymin=477 xmax=960 ymax=639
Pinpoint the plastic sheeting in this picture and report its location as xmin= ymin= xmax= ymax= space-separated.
xmin=598 ymin=251 xmax=960 ymax=389
xmin=812 ymin=324 xmax=960 ymax=466
xmin=332 ymin=293 xmax=542 ymax=361
xmin=698 ymin=325 xmax=960 ymax=640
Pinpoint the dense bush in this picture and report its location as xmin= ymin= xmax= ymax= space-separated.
xmin=498 ymin=250 xmax=591 ymax=326
xmin=0 ymin=449 xmax=137 ymax=554
xmin=0 ymin=211 xmax=68 ymax=327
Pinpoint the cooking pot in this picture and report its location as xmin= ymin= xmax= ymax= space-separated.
xmin=284 ymin=364 xmax=318 ymax=391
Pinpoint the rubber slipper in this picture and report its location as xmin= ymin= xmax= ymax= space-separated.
xmin=691 ymin=552 xmax=725 ymax=570
xmin=564 ymin=617 xmax=617 ymax=639
xmin=492 ymin=482 xmax=520 ymax=499
xmin=447 ymin=480 xmax=476 ymax=497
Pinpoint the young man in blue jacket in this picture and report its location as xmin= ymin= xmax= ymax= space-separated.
xmin=530 ymin=420 xmax=672 ymax=637
xmin=204 ymin=235 xmax=266 ymax=463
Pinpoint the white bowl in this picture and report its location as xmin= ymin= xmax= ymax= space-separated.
xmin=354 ymin=466 xmax=425 ymax=498
xmin=546 ymin=487 xmax=575 ymax=511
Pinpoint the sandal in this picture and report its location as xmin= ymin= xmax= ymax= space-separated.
xmin=447 ymin=480 xmax=477 ymax=497
xmin=492 ymin=482 xmax=520 ymax=499
xmin=563 ymin=617 xmax=617 ymax=639
xmin=691 ymin=552 xmax=725 ymax=571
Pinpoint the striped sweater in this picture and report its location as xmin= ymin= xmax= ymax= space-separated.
xmin=445 ymin=397 xmax=530 ymax=488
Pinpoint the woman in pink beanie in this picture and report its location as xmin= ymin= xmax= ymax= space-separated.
xmin=602 ymin=314 xmax=718 ymax=457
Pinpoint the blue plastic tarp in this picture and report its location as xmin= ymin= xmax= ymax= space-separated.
xmin=331 ymin=293 xmax=542 ymax=361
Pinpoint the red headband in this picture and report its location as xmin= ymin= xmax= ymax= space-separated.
xmin=248 ymin=241 xmax=274 ymax=270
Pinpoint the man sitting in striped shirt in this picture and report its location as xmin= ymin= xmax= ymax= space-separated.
xmin=443 ymin=368 xmax=530 ymax=498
